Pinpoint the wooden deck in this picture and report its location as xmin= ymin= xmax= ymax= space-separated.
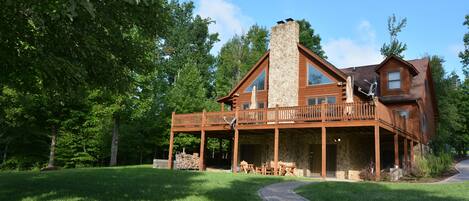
xmin=168 ymin=100 xmax=421 ymax=180
xmin=172 ymin=100 xmax=417 ymax=140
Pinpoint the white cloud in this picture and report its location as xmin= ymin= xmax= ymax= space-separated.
xmin=195 ymin=0 xmax=253 ymax=54
xmin=323 ymin=20 xmax=382 ymax=68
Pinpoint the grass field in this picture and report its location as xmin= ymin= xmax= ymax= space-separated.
xmin=296 ymin=181 xmax=469 ymax=201
xmin=0 ymin=165 xmax=294 ymax=201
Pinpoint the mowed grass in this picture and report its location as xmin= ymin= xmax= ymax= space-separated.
xmin=0 ymin=165 xmax=295 ymax=201
xmin=296 ymin=181 xmax=469 ymax=201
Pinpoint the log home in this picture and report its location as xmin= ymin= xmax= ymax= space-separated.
xmin=167 ymin=19 xmax=437 ymax=180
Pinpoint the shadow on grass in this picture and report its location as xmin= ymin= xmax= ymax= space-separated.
xmin=296 ymin=181 xmax=469 ymax=201
xmin=0 ymin=166 xmax=289 ymax=201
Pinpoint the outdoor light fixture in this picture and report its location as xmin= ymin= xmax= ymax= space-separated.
xmin=333 ymin=137 xmax=342 ymax=143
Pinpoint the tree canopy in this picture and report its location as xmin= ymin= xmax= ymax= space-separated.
xmin=0 ymin=2 xmax=467 ymax=170
xmin=381 ymin=14 xmax=407 ymax=58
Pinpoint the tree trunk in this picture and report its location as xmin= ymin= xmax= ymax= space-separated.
xmin=110 ymin=114 xmax=120 ymax=166
xmin=2 ymin=141 xmax=9 ymax=164
xmin=47 ymin=125 xmax=57 ymax=168
xmin=140 ymin=149 xmax=143 ymax=164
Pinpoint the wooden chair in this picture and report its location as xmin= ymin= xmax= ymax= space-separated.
xmin=240 ymin=160 xmax=249 ymax=173
xmin=263 ymin=162 xmax=273 ymax=175
xmin=284 ymin=162 xmax=296 ymax=176
xmin=248 ymin=164 xmax=255 ymax=174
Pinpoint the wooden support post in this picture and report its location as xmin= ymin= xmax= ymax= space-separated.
xmin=221 ymin=103 xmax=224 ymax=112
xmin=233 ymin=129 xmax=239 ymax=174
xmin=233 ymin=107 xmax=239 ymax=174
xmin=199 ymin=130 xmax=205 ymax=171
xmin=168 ymin=130 xmax=174 ymax=169
xmin=321 ymin=126 xmax=326 ymax=178
xmin=274 ymin=127 xmax=279 ymax=176
xmin=168 ymin=112 xmax=175 ymax=169
xmin=374 ymin=124 xmax=381 ymax=180
xmin=410 ymin=140 xmax=414 ymax=168
xmin=404 ymin=138 xmax=408 ymax=169
xmin=394 ymin=133 xmax=399 ymax=168
xmin=199 ymin=110 xmax=206 ymax=171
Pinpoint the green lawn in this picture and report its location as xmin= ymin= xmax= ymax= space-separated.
xmin=0 ymin=165 xmax=295 ymax=201
xmin=296 ymin=181 xmax=469 ymax=201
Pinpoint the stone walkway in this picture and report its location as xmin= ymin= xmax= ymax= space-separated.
xmin=258 ymin=181 xmax=314 ymax=201
xmin=440 ymin=158 xmax=469 ymax=183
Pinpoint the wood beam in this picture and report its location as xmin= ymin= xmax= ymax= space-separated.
xmin=410 ymin=140 xmax=414 ymax=168
xmin=274 ymin=127 xmax=279 ymax=176
xmin=374 ymin=124 xmax=381 ymax=180
xmin=168 ymin=111 xmax=175 ymax=169
xmin=233 ymin=129 xmax=239 ymax=174
xmin=168 ymin=130 xmax=174 ymax=169
xmin=404 ymin=138 xmax=408 ymax=169
xmin=199 ymin=130 xmax=205 ymax=171
xmin=394 ymin=133 xmax=399 ymax=168
xmin=199 ymin=110 xmax=206 ymax=171
xmin=321 ymin=126 xmax=326 ymax=178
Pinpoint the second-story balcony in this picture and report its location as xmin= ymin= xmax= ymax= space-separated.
xmin=171 ymin=100 xmax=418 ymax=141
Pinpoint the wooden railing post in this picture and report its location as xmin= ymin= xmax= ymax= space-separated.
xmin=321 ymin=103 xmax=326 ymax=122
xmin=275 ymin=104 xmax=279 ymax=124
xmin=373 ymin=98 xmax=379 ymax=121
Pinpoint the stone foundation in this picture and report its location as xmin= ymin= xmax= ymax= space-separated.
xmin=236 ymin=128 xmax=375 ymax=180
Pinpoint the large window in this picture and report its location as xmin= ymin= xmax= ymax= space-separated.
xmin=307 ymin=96 xmax=336 ymax=105
xmin=241 ymin=102 xmax=265 ymax=110
xmin=307 ymin=63 xmax=333 ymax=86
xmin=245 ymin=70 xmax=265 ymax=92
xmin=388 ymin=71 xmax=401 ymax=89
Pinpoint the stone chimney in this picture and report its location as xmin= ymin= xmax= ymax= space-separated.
xmin=268 ymin=19 xmax=300 ymax=108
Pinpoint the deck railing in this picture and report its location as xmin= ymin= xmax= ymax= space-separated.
xmin=173 ymin=102 xmax=379 ymax=127
xmin=173 ymin=100 xmax=417 ymax=142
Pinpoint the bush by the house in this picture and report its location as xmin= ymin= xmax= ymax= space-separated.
xmin=411 ymin=152 xmax=452 ymax=177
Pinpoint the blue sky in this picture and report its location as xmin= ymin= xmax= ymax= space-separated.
xmin=194 ymin=0 xmax=468 ymax=78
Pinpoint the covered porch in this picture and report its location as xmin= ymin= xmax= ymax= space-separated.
xmin=168 ymin=101 xmax=422 ymax=180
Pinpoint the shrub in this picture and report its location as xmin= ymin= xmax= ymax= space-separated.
xmin=412 ymin=152 xmax=452 ymax=177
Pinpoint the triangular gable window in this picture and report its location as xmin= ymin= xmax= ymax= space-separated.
xmin=307 ymin=63 xmax=333 ymax=85
xmin=245 ymin=70 xmax=265 ymax=92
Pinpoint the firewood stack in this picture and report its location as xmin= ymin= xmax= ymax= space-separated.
xmin=175 ymin=152 xmax=199 ymax=170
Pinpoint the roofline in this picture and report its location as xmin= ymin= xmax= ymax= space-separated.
xmin=216 ymin=51 xmax=270 ymax=103
xmin=375 ymin=55 xmax=419 ymax=76
xmin=217 ymin=44 xmax=360 ymax=103
xmin=297 ymin=43 xmax=348 ymax=80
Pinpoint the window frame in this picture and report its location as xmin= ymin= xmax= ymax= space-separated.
xmin=306 ymin=63 xmax=334 ymax=86
xmin=306 ymin=95 xmax=337 ymax=106
xmin=244 ymin=69 xmax=266 ymax=93
xmin=257 ymin=102 xmax=265 ymax=109
xmin=242 ymin=103 xmax=250 ymax=110
xmin=387 ymin=71 xmax=401 ymax=90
